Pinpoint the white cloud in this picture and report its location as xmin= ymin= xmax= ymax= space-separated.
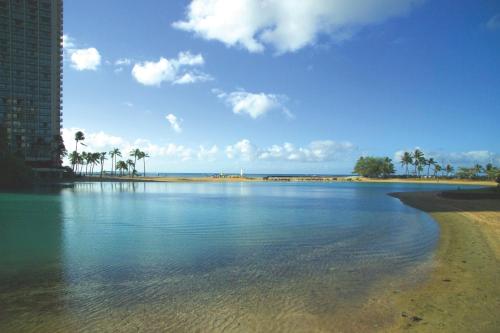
xmin=197 ymin=145 xmax=219 ymax=161
xmin=173 ymin=0 xmax=423 ymax=53
xmin=226 ymin=139 xmax=258 ymax=161
xmin=62 ymin=34 xmax=75 ymax=49
xmin=173 ymin=71 xmax=213 ymax=85
xmin=115 ymin=58 xmax=132 ymax=66
xmin=70 ymin=48 xmax=101 ymax=71
xmin=226 ymin=139 xmax=355 ymax=162
xmin=174 ymin=51 xmax=205 ymax=66
xmin=166 ymin=114 xmax=183 ymax=133
xmin=215 ymin=90 xmax=290 ymax=119
xmin=486 ymin=14 xmax=500 ymax=30
xmin=114 ymin=58 xmax=134 ymax=74
xmin=62 ymin=128 xmax=195 ymax=162
xmin=63 ymin=35 xmax=102 ymax=71
xmin=132 ymin=57 xmax=177 ymax=86
xmin=61 ymin=128 xmax=357 ymax=168
xmin=131 ymin=52 xmax=210 ymax=86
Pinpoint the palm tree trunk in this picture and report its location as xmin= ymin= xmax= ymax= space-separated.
xmin=143 ymin=159 xmax=146 ymax=177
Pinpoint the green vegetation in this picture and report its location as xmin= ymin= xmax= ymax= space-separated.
xmin=52 ymin=134 xmax=67 ymax=166
xmin=398 ymin=149 xmax=499 ymax=181
xmin=0 ymin=153 xmax=34 ymax=188
xmin=138 ymin=151 xmax=150 ymax=177
xmin=66 ymin=131 xmax=150 ymax=178
xmin=109 ymin=148 xmax=122 ymax=176
xmin=0 ymin=126 xmax=34 ymax=188
xmin=353 ymin=156 xmax=395 ymax=178
xmin=115 ymin=160 xmax=128 ymax=176
xmin=74 ymin=131 xmax=85 ymax=153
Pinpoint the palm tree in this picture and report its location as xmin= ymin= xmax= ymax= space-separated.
xmin=81 ymin=152 xmax=89 ymax=175
xmin=69 ymin=151 xmax=79 ymax=172
xmin=77 ymin=152 xmax=84 ymax=175
xmin=130 ymin=149 xmax=142 ymax=177
xmin=485 ymin=163 xmax=498 ymax=180
xmin=99 ymin=152 xmax=107 ymax=178
xmin=382 ymin=157 xmax=395 ymax=178
xmin=400 ymin=152 xmax=413 ymax=177
xmin=474 ymin=164 xmax=483 ymax=177
xmin=138 ymin=151 xmax=150 ymax=177
xmin=109 ymin=148 xmax=121 ymax=176
xmin=126 ymin=159 xmax=135 ymax=176
xmin=445 ymin=164 xmax=454 ymax=177
xmin=116 ymin=160 xmax=128 ymax=176
xmin=74 ymin=131 xmax=85 ymax=153
xmin=90 ymin=152 xmax=100 ymax=175
xmin=434 ymin=164 xmax=442 ymax=179
xmin=426 ymin=157 xmax=436 ymax=178
xmin=417 ymin=164 xmax=424 ymax=177
xmin=413 ymin=149 xmax=424 ymax=177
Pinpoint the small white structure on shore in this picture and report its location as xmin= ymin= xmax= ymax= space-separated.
xmin=240 ymin=168 xmax=244 ymax=177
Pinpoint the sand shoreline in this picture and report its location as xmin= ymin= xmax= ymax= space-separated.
xmin=75 ymin=175 xmax=497 ymax=187
xmin=385 ymin=190 xmax=500 ymax=332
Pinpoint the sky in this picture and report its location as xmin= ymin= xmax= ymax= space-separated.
xmin=62 ymin=0 xmax=500 ymax=174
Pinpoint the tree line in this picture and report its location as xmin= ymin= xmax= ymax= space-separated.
xmin=68 ymin=131 xmax=150 ymax=177
xmin=354 ymin=148 xmax=500 ymax=182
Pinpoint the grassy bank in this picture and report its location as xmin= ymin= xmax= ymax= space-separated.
xmin=387 ymin=189 xmax=500 ymax=332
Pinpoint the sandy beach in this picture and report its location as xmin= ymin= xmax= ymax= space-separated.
xmin=81 ymin=175 xmax=498 ymax=187
xmin=386 ymin=189 xmax=500 ymax=332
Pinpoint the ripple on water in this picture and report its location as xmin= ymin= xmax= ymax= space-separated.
xmin=0 ymin=182 xmax=447 ymax=332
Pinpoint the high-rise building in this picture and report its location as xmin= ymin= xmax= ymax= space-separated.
xmin=0 ymin=0 xmax=63 ymax=166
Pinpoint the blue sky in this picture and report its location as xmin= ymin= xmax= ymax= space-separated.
xmin=62 ymin=0 xmax=500 ymax=174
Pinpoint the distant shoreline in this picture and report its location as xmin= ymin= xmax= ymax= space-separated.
xmin=74 ymin=175 xmax=497 ymax=187
xmin=385 ymin=189 xmax=500 ymax=331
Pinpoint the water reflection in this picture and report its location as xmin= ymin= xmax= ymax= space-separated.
xmin=0 ymin=182 xmax=457 ymax=332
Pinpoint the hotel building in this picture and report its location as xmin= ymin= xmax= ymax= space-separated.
xmin=0 ymin=0 xmax=63 ymax=166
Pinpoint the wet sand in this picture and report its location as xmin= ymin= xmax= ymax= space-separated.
xmin=387 ymin=190 xmax=500 ymax=332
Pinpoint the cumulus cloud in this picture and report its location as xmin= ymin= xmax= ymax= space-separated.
xmin=70 ymin=48 xmax=101 ymax=71
xmin=132 ymin=58 xmax=176 ymax=86
xmin=215 ymin=89 xmax=291 ymax=119
xmin=173 ymin=71 xmax=213 ymax=84
xmin=173 ymin=0 xmax=423 ymax=53
xmin=166 ymin=114 xmax=183 ymax=133
xmin=226 ymin=139 xmax=356 ymax=162
xmin=226 ymin=139 xmax=258 ymax=161
xmin=486 ymin=14 xmax=500 ymax=30
xmin=175 ymin=51 xmax=205 ymax=66
xmin=197 ymin=145 xmax=219 ymax=161
xmin=62 ymin=128 xmax=195 ymax=161
xmin=131 ymin=51 xmax=211 ymax=86
xmin=63 ymin=34 xmax=101 ymax=71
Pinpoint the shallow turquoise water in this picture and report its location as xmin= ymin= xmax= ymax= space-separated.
xmin=0 ymin=182 xmax=462 ymax=331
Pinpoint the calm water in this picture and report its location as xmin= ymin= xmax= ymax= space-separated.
xmin=0 ymin=182 xmax=461 ymax=332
